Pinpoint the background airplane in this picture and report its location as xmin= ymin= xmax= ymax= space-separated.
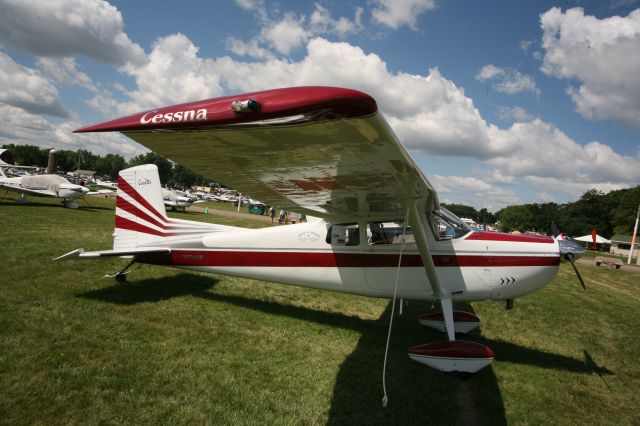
xmin=0 ymin=166 xmax=90 ymax=208
xmin=58 ymin=86 xmax=585 ymax=374
xmin=162 ymin=188 xmax=203 ymax=211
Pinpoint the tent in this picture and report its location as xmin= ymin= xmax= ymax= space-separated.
xmin=574 ymin=234 xmax=611 ymax=244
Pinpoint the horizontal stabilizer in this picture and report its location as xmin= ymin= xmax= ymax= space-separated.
xmin=52 ymin=247 xmax=171 ymax=261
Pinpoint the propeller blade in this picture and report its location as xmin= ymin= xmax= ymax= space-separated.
xmin=568 ymin=257 xmax=586 ymax=290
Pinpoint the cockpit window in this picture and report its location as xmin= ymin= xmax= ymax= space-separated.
xmin=431 ymin=207 xmax=471 ymax=240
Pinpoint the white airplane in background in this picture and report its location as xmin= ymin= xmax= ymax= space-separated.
xmin=162 ymin=188 xmax=203 ymax=211
xmin=1 ymin=166 xmax=90 ymax=208
xmin=56 ymin=86 xmax=585 ymax=374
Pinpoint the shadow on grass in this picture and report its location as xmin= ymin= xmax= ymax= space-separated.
xmin=77 ymin=274 xmax=219 ymax=305
xmin=326 ymin=301 xmax=506 ymax=425
xmin=77 ymin=275 xmax=608 ymax=424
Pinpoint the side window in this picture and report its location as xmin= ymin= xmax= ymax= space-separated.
xmin=326 ymin=223 xmax=360 ymax=246
xmin=367 ymin=221 xmax=414 ymax=245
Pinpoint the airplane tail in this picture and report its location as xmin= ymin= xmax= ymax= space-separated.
xmin=114 ymin=164 xmax=234 ymax=251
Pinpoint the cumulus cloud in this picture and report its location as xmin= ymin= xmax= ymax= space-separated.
xmin=228 ymin=3 xmax=364 ymax=58
xmin=476 ymin=64 xmax=540 ymax=95
xmin=261 ymin=13 xmax=310 ymax=55
xmin=115 ymin=34 xmax=224 ymax=114
xmin=37 ymin=57 xmax=96 ymax=91
xmin=497 ymin=106 xmax=536 ymax=122
xmin=540 ymin=7 xmax=640 ymax=130
xmin=487 ymin=119 xmax=640 ymax=187
xmin=0 ymin=104 xmax=144 ymax=156
xmin=370 ymin=0 xmax=436 ymax=30
xmin=0 ymin=0 xmax=145 ymax=66
xmin=0 ymin=52 xmax=68 ymax=117
xmin=430 ymin=174 xmax=521 ymax=210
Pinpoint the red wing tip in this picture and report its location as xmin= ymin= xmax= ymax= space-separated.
xmin=73 ymin=86 xmax=377 ymax=133
xmin=417 ymin=310 xmax=480 ymax=323
xmin=408 ymin=341 xmax=495 ymax=359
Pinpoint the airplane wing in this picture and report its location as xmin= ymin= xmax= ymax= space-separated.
xmin=76 ymin=87 xmax=439 ymax=222
xmin=0 ymin=183 xmax=57 ymax=198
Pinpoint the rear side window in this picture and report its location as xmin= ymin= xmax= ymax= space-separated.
xmin=326 ymin=223 xmax=360 ymax=246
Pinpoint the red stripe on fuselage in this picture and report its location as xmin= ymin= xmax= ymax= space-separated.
xmin=142 ymin=250 xmax=560 ymax=268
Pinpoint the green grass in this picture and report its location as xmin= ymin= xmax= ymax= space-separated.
xmin=1 ymin=193 xmax=639 ymax=425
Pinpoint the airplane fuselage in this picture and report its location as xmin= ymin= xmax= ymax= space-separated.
xmin=134 ymin=219 xmax=560 ymax=302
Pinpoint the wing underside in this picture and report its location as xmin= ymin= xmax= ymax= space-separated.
xmin=123 ymin=113 xmax=438 ymax=221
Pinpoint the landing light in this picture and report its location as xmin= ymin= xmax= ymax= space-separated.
xmin=231 ymin=99 xmax=260 ymax=113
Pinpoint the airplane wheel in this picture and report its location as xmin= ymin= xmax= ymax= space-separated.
xmin=115 ymin=272 xmax=128 ymax=283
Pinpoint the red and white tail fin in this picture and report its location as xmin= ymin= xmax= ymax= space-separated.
xmin=115 ymin=165 xmax=170 ymax=250
xmin=114 ymin=164 xmax=235 ymax=251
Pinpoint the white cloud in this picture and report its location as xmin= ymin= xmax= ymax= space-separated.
xmin=476 ymin=64 xmax=539 ymax=95
xmin=310 ymin=4 xmax=364 ymax=36
xmin=0 ymin=104 xmax=144 ymax=156
xmin=519 ymin=39 xmax=534 ymax=52
xmin=261 ymin=13 xmax=310 ymax=55
xmin=370 ymin=0 xmax=436 ymax=30
xmin=487 ymin=119 xmax=640 ymax=186
xmin=37 ymin=57 xmax=96 ymax=91
xmin=116 ymin=34 xmax=224 ymax=114
xmin=0 ymin=0 xmax=145 ymax=66
xmin=430 ymin=174 xmax=521 ymax=210
xmin=226 ymin=37 xmax=275 ymax=60
xmin=526 ymin=176 xmax=629 ymax=200
xmin=229 ymin=4 xmax=364 ymax=58
xmin=540 ymin=7 xmax=640 ymax=130
xmin=497 ymin=106 xmax=536 ymax=122
xmin=0 ymin=52 xmax=68 ymax=117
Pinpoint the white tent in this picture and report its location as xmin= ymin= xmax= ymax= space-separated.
xmin=574 ymin=234 xmax=611 ymax=244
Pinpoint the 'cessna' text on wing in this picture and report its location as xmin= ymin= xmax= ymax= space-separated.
xmin=140 ymin=109 xmax=208 ymax=125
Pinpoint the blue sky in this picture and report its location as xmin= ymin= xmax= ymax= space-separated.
xmin=0 ymin=0 xmax=639 ymax=211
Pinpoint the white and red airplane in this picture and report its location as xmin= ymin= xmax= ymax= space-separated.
xmin=56 ymin=87 xmax=585 ymax=373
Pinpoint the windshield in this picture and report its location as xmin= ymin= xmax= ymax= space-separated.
xmin=432 ymin=207 xmax=471 ymax=240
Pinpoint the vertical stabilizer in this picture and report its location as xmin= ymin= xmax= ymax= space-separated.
xmin=114 ymin=164 xmax=169 ymax=250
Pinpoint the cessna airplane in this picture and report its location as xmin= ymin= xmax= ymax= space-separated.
xmin=0 ymin=166 xmax=90 ymax=208
xmin=56 ymin=86 xmax=585 ymax=373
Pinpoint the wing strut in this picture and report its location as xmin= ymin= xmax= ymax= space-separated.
xmin=407 ymin=199 xmax=455 ymax=341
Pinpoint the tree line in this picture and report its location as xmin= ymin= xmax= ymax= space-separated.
xmin=5 ymin=144 xmax=639 ymax=237
xmin=2 ymin=144 xmax=216 ymax=189
xmin=445 ymin=186 xmax=640 ymax=238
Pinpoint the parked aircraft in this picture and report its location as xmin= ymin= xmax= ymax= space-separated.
xmin=162 ymin=188 xmax=203 ymax=211
xmin=57 ymin=87 xmax=585 ymax=373
xmin=0 ymin=167 xmax=90 ymax=208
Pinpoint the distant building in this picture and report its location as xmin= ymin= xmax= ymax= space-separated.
xmin=609 ymin=234 xmax=640 ymax=257
xmin=69 ymin=170 xmax=96 ymax=179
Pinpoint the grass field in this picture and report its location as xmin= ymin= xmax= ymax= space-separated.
xmin=1 ymin=193 xmax=639 ymax=425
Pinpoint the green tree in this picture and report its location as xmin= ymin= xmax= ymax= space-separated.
xmin=2 ymin=144 xmax=48 ymax=167
xmin=96 ymin=154 xmax=126 ymax=180
xmin=496 ymin=205 xmax=533 ymax=232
